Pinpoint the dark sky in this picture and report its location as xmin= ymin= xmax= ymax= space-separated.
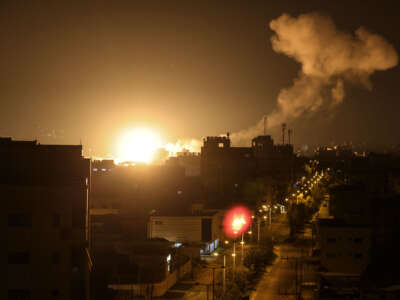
xmin=1 ymin=1 xmax=399 ymax=157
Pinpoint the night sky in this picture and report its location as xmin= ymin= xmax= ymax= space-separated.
xmin=1 ymin=1 xmax=399 ymax=157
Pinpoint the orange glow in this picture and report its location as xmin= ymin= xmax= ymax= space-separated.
xmin=223 ymin=205 xmax=252 ymax=238
xmin=115 ymin=127 xmax=162 ymax=163
xmin=164 ymin=139 xmax=201 ymax=156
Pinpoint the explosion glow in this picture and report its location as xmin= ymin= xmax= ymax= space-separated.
xmin=115 ymin=127 xmax=162 ymax=163
xmin=115 ymin=127 xmax=202 ymax=164
xmin=223 ymin=205 xmax=252 ymax=238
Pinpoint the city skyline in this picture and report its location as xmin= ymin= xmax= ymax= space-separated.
xmin=1 ymin=1 xmax=399 ymax=158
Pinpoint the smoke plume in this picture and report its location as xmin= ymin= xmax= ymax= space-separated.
xmin=231 ymin=12 xmax=398 ymax=145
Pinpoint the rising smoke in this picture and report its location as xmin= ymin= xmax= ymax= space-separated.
xmin=231 ymin=12 xmax=398 ymax=145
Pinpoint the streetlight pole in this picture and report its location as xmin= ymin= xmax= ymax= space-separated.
xmin=233 ymin=239 xmax=236 ymax=279
xmin=212 ymin=267 xmax=215 ymax=300
xmin=269 ymin=207 xmax=272 ymax=226
xmin=241 ymin=233 xmax=244 ymax=264
xmin=223 ymin=254 xmax=226 ymax=293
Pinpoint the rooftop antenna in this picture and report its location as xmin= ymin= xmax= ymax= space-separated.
xmin=263 ymin=116 xmax=266 ymax=135
xmin=282 ymin=123 xmax=286 ymax=144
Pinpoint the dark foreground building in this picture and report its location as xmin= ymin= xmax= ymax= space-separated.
xmin=3 ymin=137 xmax=91 ymax=300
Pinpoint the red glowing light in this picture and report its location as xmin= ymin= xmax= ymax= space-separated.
xmin=223 ymin=205 xmax=252 ymax=238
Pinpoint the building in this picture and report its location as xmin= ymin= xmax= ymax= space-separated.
xmin=166 ymin=149 xmax=201 ymax=177
xmin=148 ymin=206 xmax=224 ymax=254
xmin=106 ymin=240 xmax=192 ymax=299
xmin=317 ymin=219 xmax=371 ymax=274
xmin=3 ymin=137 xmax=91 ymax=300
xmin=315 ymin=184 xmax=372 ymax=275
xmin=200 ymin=133 xmax=294 ymax=199
xmin=200 ymin=134 xmax=254 ymax=196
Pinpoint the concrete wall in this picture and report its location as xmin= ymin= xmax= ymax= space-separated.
xmin=148 ymin=211 xmax=224 ymax=245
xmin=109 ymin=257 xmax=192 ymax=298
xmin=149 ymin=216 xmax=203 ymax=242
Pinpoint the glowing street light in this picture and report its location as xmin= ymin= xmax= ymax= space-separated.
xmin=232 ymin=216 xmax=246 ymax=233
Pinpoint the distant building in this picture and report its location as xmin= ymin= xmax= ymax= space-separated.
xmin=166 ymin=149 xmax=201 ymax=177
xmin=200 ymin=134 xmax=294 ymax=196
xmin=3 ymin=137 xmax=91 ymax=300
xmin=92 ymin=159 xmax=115 ymax=173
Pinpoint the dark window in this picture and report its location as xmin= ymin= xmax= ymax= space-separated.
xmin=53 ymin=214 xmax=60 ymax=227
xmin=155 ymin=221 xmax=163 ymax=225
xmin=8 ymin=289 xmax=31 ymax=300
xmin=327 ymin=238 xmax=336 ymax=243
xmin=51 ymin=290 xmax=59 ymax=297
xmin=354 ymin=238 xmax=363 ymax=244
xmin=71 ymin=248 xmax=81 ymax=268
xmin=72 ymin=209 xmax=84 ymax=228
xmin=8 ymin=252 xmax=30 ymax=264
xmin=52 ymin=252 xmax=60 ymax=264
xmin=354 ymin=253 xmax=363 ymax=259
xmin=326 ymin=253 xmax=336 ymax=258
xmin=201 ymin=218 xmax=212 ymax=242
xmin=8 ymin=214 xmax=32 ymax=227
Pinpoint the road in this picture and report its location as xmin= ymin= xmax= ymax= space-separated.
xmin=252 ymin=224 xmax=317 ymax=300
xmin=164 ymin=214 xmax=317 ymax=300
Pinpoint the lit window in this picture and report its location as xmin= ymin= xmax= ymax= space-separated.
xmin=93 ymin=168 xmax=98 ymax=171
xmin=101 ymin=168 xmax=106 ymax=171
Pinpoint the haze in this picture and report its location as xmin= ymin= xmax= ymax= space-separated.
xmin=1 ymin=1 xmax=399 ymax=158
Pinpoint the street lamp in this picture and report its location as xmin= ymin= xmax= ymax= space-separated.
xmin=241 ymin=233 xmax=245 ymax=264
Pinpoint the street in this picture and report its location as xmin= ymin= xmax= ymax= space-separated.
xmin=251 ymin=224 xmax=317 ymax=300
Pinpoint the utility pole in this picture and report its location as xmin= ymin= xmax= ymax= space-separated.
xmin=233 ymin=240 xmax=236 ymax=277
xmin=212 ymin=268 xmax=215 ymax=300
xmin=264 ymin=116 xmax=266 ymax=135
xmin=295 ymin=258 xmax=298 ymax=296
xmin=223 ymin=255 xmax=226 ymax=293
xmin=241 ymin=233 xmax=244 ymax=265
xmin=269 ymin=206 xmax=272 ymax=227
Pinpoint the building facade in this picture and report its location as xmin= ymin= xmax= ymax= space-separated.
xmin=148 ymin=210 xmax=224 ymax=254
xmin=3 ymin=138 xmax=91 ymax=300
